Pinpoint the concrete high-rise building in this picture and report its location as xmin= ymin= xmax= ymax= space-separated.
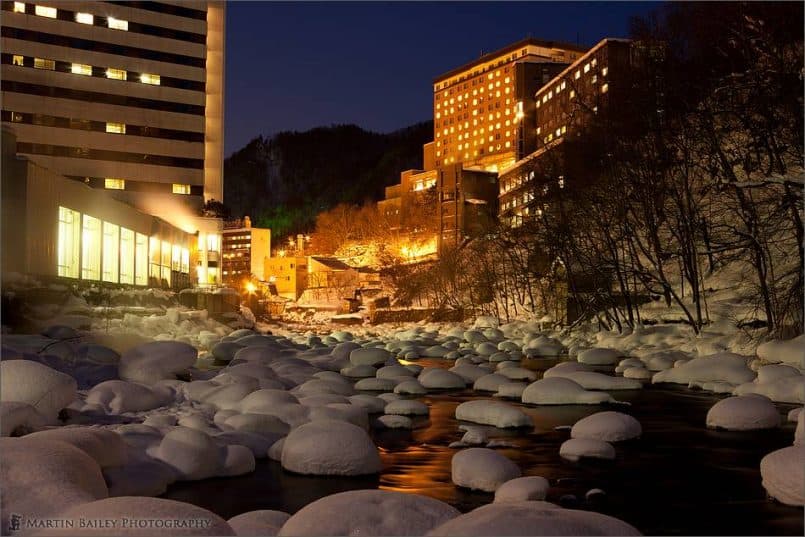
xmin=432 ymin=38 xmax=587 ymax=173
xmin=1 ymin=0 xmax=225 ymax=213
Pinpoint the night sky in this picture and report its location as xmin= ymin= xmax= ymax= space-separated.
xmin=224 ymin=1 xmax=659 ymax=156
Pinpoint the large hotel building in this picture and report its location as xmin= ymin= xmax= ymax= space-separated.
xmin=1 ymin=1 xmax=227 ymax=288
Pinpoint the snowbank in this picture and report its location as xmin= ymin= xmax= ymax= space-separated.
xmin=455 ymin=400 xmax=532 ymax=428
xmin=706 ymin=395 xmax=781 ymax=431
xmin=451 ymin=448 xmax=521 ymax=492
xmin=571 ymin=411 xmax=642 ymax=442
xmin=756 ymin=336 xmax=805 ymax=368
xmin=281 ymin=419 xmax=381 ymax=475
xmin=277 ymin=490 xmax=459 ymax=536
xmin=652 ymin=352 xmax=755 ymax=389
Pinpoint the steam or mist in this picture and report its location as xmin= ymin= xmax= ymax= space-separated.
xmin=136 ymin=194 xmax=203 ymax=234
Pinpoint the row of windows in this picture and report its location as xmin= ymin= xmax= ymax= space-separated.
xmin=17 ymin=142 xmax=204 ymax=170
xmin=2 ymin=110 xmax=204 ymax=143
xmin=5 ymin=1 xmax=207 ymax=43
xmin=2 ymin=80 xmax=206 ymax=116
xmin=66 ymin=175 xmax=200 ymax=196
xmin=57 ymin=206 xmax=189 ymax=286
xmin=101 ymin=179 xmax=190 ymax=195
xmin=106 ymin=1 xmax=208 ymax=21
xmin=435 ymin=50 xmax=525 ymax=91
xmin=2 ymin=53 xmax=205 ymax=92
xmin=2 ymin=26 xmax=206 ymax=69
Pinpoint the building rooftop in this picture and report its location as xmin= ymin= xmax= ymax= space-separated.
xmin=311 ymin=257 xmax=355 ymax=271
xmin=534 ymin=38 xmax=631 ymax=98
xmin=434 ymin=37 xmax=589 ymax=84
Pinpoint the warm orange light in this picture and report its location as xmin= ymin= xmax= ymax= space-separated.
xmin=245 ymin=282 xmax=256 ymax=293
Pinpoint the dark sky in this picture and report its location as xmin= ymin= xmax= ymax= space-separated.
xmin=224 ymin=1 xmax=659 ymax=156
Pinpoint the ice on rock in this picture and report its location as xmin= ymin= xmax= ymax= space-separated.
xmin=350 ymin=347 xmax=392 ymax=366
xmin=119 ymin=341 xmax=197 ymax=385
xmin=0 ymin=437 xmax=108 ymax=530
xmin=25 ymin=427 xmax=128 ymax=468
xmin=451 ymin=447 xmax=521 ymax=492
xmin=756 ymin=335 xmax=805 ymax=368
xmin=385 ymin=399 xmax=430 ymax=416
xmin=86 ymin=380 xmax=172 ymax=414
xmin=0 ymin=401 xmax=47 ymax=436
xmin=571 ymin=411 xmax=642 ymax=442
xmin=706 ymin=395 xmax=781 ymax=431
xmin=652 ymin=352 xmax=755 ymax=388
xmin=281 ymin=419 xmax=381 ymax=475
xmin=474 ymin=373 xmax=511 ymax=392
xmin=394 ymin=379 xmax=427 ymax=395
xmin=355 ymin=377 xmax=398 ymax=391
xmin=494 ymin=476 xmax=550 ymax=502
xmin=559 ymin=438 xmax=616 ymax=461
xmin=760 ymin=445 xmax=805 ymax=506
xmin=426 ymin=501 xmax=641 ymax=536
xmin=0 ymin=359 xmax=78 ymax=422
xmin=521 ymin=377 xmax=616 ymax=405
xmin=419 ymin=368 xmax=467 ymax=389
xmin=228 ymin=510 xmax=290 ymax=536
xmin=49 ymin=497 xmax=235 ymax=535
xmin=577 ymin=348 xmax=621 ymax=365
xmin=278 ymin=489 xmax=459 ymax=536
xmin=376 ymin=414 xmax=414 ymax=429
xmin=455 ymin=400 xmax=532 ymax=428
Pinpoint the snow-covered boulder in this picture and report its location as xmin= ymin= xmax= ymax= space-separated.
xmin=355 ymin=378 xmax=398 ymax=391
xmin=652 ymin=352 xmax=755 ymax=388
xmin=341 ymin=364 xmax=377 ymax=378
xmin=795 ymin=410 xmax=803 ymax=445
xmin=86 ymin=380 xmax=171 ymax=414
xmin=523 ymin=336 xmax=565 ymax=357
xmin=148 ymin=427 xmax=253 ymax=481
xmin=577 ymin=348 xmax=621 ymax=365
xmin=623 ymin=367 xmax=653 ymax=380
xmin=281 ymin=419 xmax=381 ymax=476
xmin=495 ymin=382 xmax=528 ymax=399
xmin=24 ymin=427 xmax=128 ymax=468
xmin=426 ymin=501 xmax=641 ymax=536
xmin=0 ymin=401 xmax=47 ymax=436
xmin=451 ymin=448 xmax=521 ymax=492
xmin=0 ymin=437 xmax=108 ymax=531
xmin=494 ymin=476 xmax=550 ymax=502
xmin=733 ymin=370 xmax=804 ymax=404
xmin=760 ymin=446 xmax=805 ymax=506
xmin=394 ymin=379 xmax=427 ymax=395
xmin=228 ymin=510 xmax=290 ymax=536
xmin=119 ymin=341 xmax=197 ymax=385
xmin=559 ymin=438 xmax=616 ymax=461
xmin=455 ymin=400 xmax=532 ymax=428
xmin=756 ymin=336 xmax=805 ymax=368
xmin=706 ymin=395 xmax=781 ymax=431
xmin=348 ymin=394 xmax=387 ymax=413
xmin=449 ymin=364 xmax=489 ymax=383
xmin=376 ymin=414 xmax=414 ymax=429
xmin=543 ymin=361 xmax=590 ymax=378
xmin=350 ymin=347 xmax=392 ymax=366
xmin=561 ymin=371 xmax=642 ymax=391
xmin=419 ymin=368 xmax=467 ymax=389
xmin=521 ymin=378 xmax=616 ymax=405
xmin=277 ymin=490 xmax=459 ymax=536
xmin=52 ymin=496 xmax=235 ymax=535
xmin=385 ymin=399 xmax=429 ymax=416
xmin=0 ymin=360 xmax=77 ymax=422
xmin=474 ymin=373 xmax=511 ymax=392
xmin=571 ymin=411 xmax=642 ymax=442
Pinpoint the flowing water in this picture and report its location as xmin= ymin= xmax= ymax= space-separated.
xmin=163 ymin=358 xmax=803 ymax=535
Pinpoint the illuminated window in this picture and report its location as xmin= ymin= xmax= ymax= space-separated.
xmin=575 ymin=70 xmax=580 ymax=80
xmin=34 ymin=5 xmax=56 ymax=18
xmin=120 ymin=228 xmax=135 ymax=284
xmin=12 ymin=55 xmax=24 ymax=66
xmin=161 ymin=240 xmax=171 ymax=286
xmin=102 ymin=222 xmax=120 ymax=283
xmin=106 ymin=68 xmax=126 ymax=80
xmin=13 ymin=2 xmax=25 ymax=13
xmin=602 ymin=66 xmax=608 ymax=77
xmin=106 ymin=122 xmax=126 ymax=134
xmin=570 ymin=90 xmax=576 ymax=99
xmin=75 ymin=11 xmax=93 ymax=24
xmin=172 ymin=244 xmax=181 ymax=271
xmin=71 ymin=63 xmax=92 ymax=76
xmin=34 ymin=58 xmax=55 ymax=70
xmin=591 ymin=58 xmax=597 ymax=68
xmin=181 ymin=248 xmax=190 ymax=273
xmin=172 ymin=183 xmax=191 ymax=195
xmin=140 ymin=73 xmax=160 ymax=85
xmin=107 ymin=16 xmax=128 ymax=30
xmin=206 ymin=233 xmax=220 ymax=252
xmin=584 ymin=63 xmax=590 ymax=73
xmin=104 ymin=178 xmax=125 ymax=190
xmin=601 ymin=83 xmax=609 ymax=94
xmin=57 ymin=207 xmax=80 ymax=278
xmin=81 ymin=215 xmax=101 ymax=280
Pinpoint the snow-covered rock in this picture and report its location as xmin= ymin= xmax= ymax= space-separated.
xmin=623 ymin=367 xmax=653 ymax=380
xmin=733 ymin=370 xmax=804 ymax=404
xmin=495 ymin=382 xmax=528 ymax=399
xmin=228 ymin=510 xmax=290 ymax=536
xmin=455 ymin=400 xmax=532 ymax=428
xmin=577 ymin=348 xmax=621 ymax=365
xmin=571 ymin=411 xmax=642 ymax=442
xmin=376 ymin=414 xmax=414 ymax=429
xmin=451 ymin=448 xmax=521 ymax=492
xmin=760 ymin=446 xmax=805 ymax=506
xmin=86 ymin=380 xmax=172 ymax=414
xmin=0 ymin=401 xmax=47 ymax=436
xmin=756 ymin=336 xmax=805 ymax=368
xmin=419 ymin=368 xmax=466 ymax=389
xmin=24 ymin=427 xmax=128 ymax=468
xmin=543 ymin=362 xmax=590 ymax=378
xmin=426 ymin=501 xmax=641 ymax=536
xmin=277 ymin=490 xmax=459 ymax=536
xmin=52 ymin=496 xmax=235 ymax=535
xmin=385 ymin=399 xmax=429 ymax=416
xmin=521 ymin=378 xmax=616 ymax=405
xmin=652 ymin=352 xmax=755 ymax=388
xmin=560 ymin=371 xmax=642 ymax=390
xmin=281 ymin=419 xmax=381 ymax=476
xmin=394 ymin=379 xmax=427 ymax=395
xmin=350 ymin=347 xmax=392 ymax=366
xmin=795 ymin=410 xmax=804 ymax=446
xmin=494 ymin=476 xmax=550 ymax=502
xmin=148 ymin=427 xmax=253 ymax=481
xmin=706 ymin=395 xmax=781 ymax=431
xmin=559 ymin=438 xmax=616 ymax=461
xmin=474 ymin=373 xmax=512 ymax=392
xmin=523 ymin=336 xmax=565 ymax=357
xmin=0 ymin=360 xmax=77 ymax=422
xmin=119 ymin=341 xmax=197 ymax=385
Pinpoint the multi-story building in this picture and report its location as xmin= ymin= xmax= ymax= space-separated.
xmin=221 ymin=216 xmax=271 ymax=287
xmin=432 ymin=38 xmax=587 ymax=173
xmin=1 ymin=0 xmax=225 ymax=212
xmin=498 ymin=38 xmax=637 ymax=227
